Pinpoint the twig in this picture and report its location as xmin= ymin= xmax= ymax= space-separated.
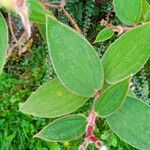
xmin=61 ymin=8 xmax=82 ymax=33
xmin=44 ymin=1 xmax=82 ymax=33
xmin=18 ymin=38 xmax=33 ymax=56
xmin=8 ymin=13 xmax=18 ymax=43
xmin=79 ymin=90 xmax=107 ymax=150
xmin=6 ymin=31 xmax=26 ymax=59
xmin=100 ymin=19 xmax=132 ymax=35
xmin=45 ymin=3 xmax=60 ymax=9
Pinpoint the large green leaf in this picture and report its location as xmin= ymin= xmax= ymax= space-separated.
xmin=94 ymin=77 xmax=130 ymax=118
xmin=34 ymin=115 xmax=87 ymax=142
xmin=102 ymin=23 xmax=150 ymax=84
xmin=46 ymin=16 xmax=104 ymax=97
xmin=107 ymin=96 xmax=150 ymax=150
xmin=94 ymin=28 xmax=114 ymax=43
xmin=113 ymin=0 xmax=142 ymax=25
xmin=0 ymin=13 xmax=8 ymax=75
xmin=20 ymin=79 xmax=88 ymax=118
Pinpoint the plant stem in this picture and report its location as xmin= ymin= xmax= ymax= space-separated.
xmin=79 ymin=90 xmax=107 ymax=150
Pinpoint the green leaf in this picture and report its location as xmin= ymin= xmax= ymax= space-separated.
xmin=102 ymin=23 xmax=150 ymax=84
xmin=113 ymin=0 xmax=142 ymax=25
xmin=46 ymin=16 xmax=104 ymax=97
xmin=39 ymin=24 xmax=46 ymax=40
xmin=34 ymin=115 xmax=87 ymax=142
xmin=0 ymin=13 xmax=8 ymax=75
xmin=28 ymin=0 xmax=53 ymax=24
xmin=94 ymin=28 xmax=114 ymax=43
xmin=94 ymin=77 xmax=130 ymax=118
xmin=107 ymin=96 xmax=150 ymax=150
xmin=20 ymin=79 xmax=88 ymax=118
xmin=141 ymin=0 xmax=150 ymax=22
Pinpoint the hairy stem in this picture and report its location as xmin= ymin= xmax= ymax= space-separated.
xmin=100 ymin=19 xmax=132 ymax=35
xmin=79 ymin=90 xmax=107 ymax=150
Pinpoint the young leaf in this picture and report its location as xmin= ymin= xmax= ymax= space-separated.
xmin=107 ymin=96 xmax=150 ymax=150
xmin=94 ymin=28 xmax=114 ymax=43
xmin=113 ymin=0 xmax=142 ymax=25
xmin=94 ymin=77 xmax=130 ymax=118
xmin=0 ymin=13 xmax=8 ymax=75
xmin=34 ymin=115 xmax=87 ymax=142
xmin=102 ymin=23 xmax=150 ymax=84
xmin=46 ymin=16 xmax=104 ymax=97
xmin=20 ymin=79 xmax=88 ymax=118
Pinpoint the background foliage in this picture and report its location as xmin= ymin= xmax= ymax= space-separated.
xmin=0 ymin=0 xmax=149 ymax=149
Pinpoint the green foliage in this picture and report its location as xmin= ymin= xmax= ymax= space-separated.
xmin=102 ymin=23 xmax=150 ymax=84
xmin=46 ymin=16 xmax=104 ymax=97
xmin=20 ymin=79 xmax=88 ymax=118
xmin=0 ymin=45 xmax=52 ymax=150
xmin=0 ymin=0 xmax=150 ymax=150
xmin=141 ymin=0 xmax=150 ymax=22
xmin=107 ymin=96 xmax=150 ymax=150
xmin=35 ymin=115 xmax=87 ymax=142
xmin=113 ymin=0 xmax=142 ymax=25
xmin=94 ymin=28 xmax=114 ymax=43
xmin=27 ymin=0 xmax=49 ymax=24
xmin=94 ymin=77 xmax=130 ymax=118
xmin=0 ymin=12 xmax=8 ymax=75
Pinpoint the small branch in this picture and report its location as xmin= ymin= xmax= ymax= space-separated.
xmin=45 ymin=3 xmax=60 ymax=9
xmin=100 ymin=19 xmax=132 ymax=35
xmin=8 ymin=13 xmax=18 ymax=43
xmin=6 ymin=31 xmax=26 ymax=59
xmin=61 ymin=8 xmax=82 ymax=33
xmin=18 ymin=38 xmax=33 ymax=56
xmin=43 ymin=1 xmax=82 ymax=33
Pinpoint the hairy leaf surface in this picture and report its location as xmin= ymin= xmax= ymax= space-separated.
xmin=35 ymin=115 xmax=87 ymax=141
xmin=107 ymin=96 xmax=150 ymax=150
xmin=94 ymin=77 xmax=130 ymax=118
xmin=113 ymin=0 xmax=142 ymax=25
xmin=46 ymin=16 xmax=104 ymax=97
xmin=20 ymin=79 xmax=88 ymax=118
xmin=102 ymin=23 xmax=150 ymax=84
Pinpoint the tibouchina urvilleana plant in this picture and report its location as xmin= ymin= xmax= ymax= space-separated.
xmin=0 ymin=0 xmax=150 ymax=149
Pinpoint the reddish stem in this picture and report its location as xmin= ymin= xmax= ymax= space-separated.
xmin=79 ymin=90 xmax=107 ymax=150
